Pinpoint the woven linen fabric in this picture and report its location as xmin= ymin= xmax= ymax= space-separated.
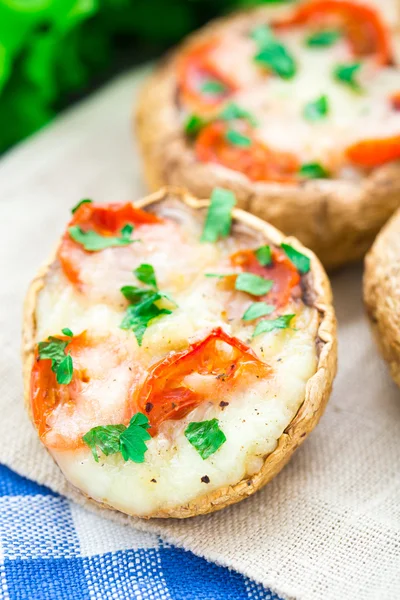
xmin=0 ymin=66 xmax=399 ymax=600
xmin=0 ymin=465 xmax=278 ymax=600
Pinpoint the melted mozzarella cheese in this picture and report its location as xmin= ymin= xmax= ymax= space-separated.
xmin=35 ymin=210 xmax=319 ymax=517
xmin=185 ymin=1 xmax=400 ymax=175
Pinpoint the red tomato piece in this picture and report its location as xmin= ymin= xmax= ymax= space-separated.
xmin=346 ymin=135 xmax=400 ymax=167
xmin=30 ymin=331 xmax=140 ymax=450
xmin=58 ymin=202 xmax=161 ymax=287
xmin=136 ymin=328 xmax=271 ymax=434
xmin=178 ymin=39 xmax=238 ymax=112
xmin=195 ymin=121 xmax=299 ymax=183
xmin=275 ymin=0 xmax=391 ymax=65
xmin=230 ymin=248 xmax=301 ymax=307
xmin=390 ymin=92 xmax=400 ymax=111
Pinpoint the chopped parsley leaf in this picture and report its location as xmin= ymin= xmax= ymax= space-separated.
xmin=333 ymin=62 xmax=362 ymax=91
xmin=281 ymin=243 xmax=311 ymax=273
xmin=253 ymin=314 xmax=295 ymax=338
xmin=37 ymin=329 xmax=74 ymax=385
xmin=185 ymin=419 xmax=226 ymax=459
xmin=219 ymin=102 xmax=258 ymax=126
xmin=235 ymin=272 xmax=273 ymax=296
xmin=242 ymin=302 xmax=275 ymax=321
xmin=201 ymin=187 xmax=236 ymax=243
xmin=185 ymin=114 xmax=208 ymax=137
xmin=120 ymin=264 xmax=175 ymax=345
xmin=69 ymin=224 xmax=137 ymax=251
xmin=303 ymin=95 xmax=329 ymax=121
xmin=299 ymin=162 xmax=329 ymax=179
xmin=82 ymin=413 xmax=151 ymax=463
xmin=201 ymin=79 xmax=226 ymax=95
xmin=306 ymin=30 xmax=341 ymax=47
xmin=71 ymin=198 xmax=92 ymax=214
xmin=225 ymin=128 xmax=252 ymax=148
xmin=255 ymin=244 xmax=272 ymax=266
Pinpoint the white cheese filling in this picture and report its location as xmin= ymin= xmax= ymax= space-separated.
xmin=35 ymin=216 xmax=319 ymax=516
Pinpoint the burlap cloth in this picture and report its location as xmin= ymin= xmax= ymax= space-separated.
xmin=1 ymin=67 xmax=399 ymax=600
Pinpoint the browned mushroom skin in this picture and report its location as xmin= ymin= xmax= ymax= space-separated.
xmin=135 ymin=5 xmax=400 ymax=271
xmin=364 ymin=207 xmax=400 ymax=388
xmin=22 ymin=187 xmax=337 ymax=518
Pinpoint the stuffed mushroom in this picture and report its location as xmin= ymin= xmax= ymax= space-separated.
xmin=23 ymin=188 xmax=336 ymax=518
xmin=136 ymin=0 xmax=400 ymax=269
xmin=364 ymin=207 xmax=400 ymax=388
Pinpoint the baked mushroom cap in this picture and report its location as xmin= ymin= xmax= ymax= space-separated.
xmin=364 ymin=207 xmax=400 ymax=387
xmin=136 ymin=1 xmax=400 ymax=270
xmin=22 ymin=187 xmax=337 ymax=518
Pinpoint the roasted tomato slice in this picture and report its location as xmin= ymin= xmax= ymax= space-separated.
xmin=346 ymin=135 xmax=400 ymax=167
xmin=58 ymin=202 xmax=161 ymax=287
xmin=195 ymin=121 xmax=299 ymax=183
xmin=178 ymin=39 xmax=238 ymax=112
xmin=230 ymin=248 xmax=301 ymax=307
xmin=390 ymin=92 xmax=400 ymax=111
xmin=137 ymin=328 xmax=271 ymax=434
xmin=31 ymin=331 xmax=141 ymax=450
xmin=275 ymin=0 xmax=391 ymax=65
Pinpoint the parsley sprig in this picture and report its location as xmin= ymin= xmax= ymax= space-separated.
xmin=253 ymin=314 xmax=295 ymax=338
xmin=281 ymin=243 xmax=311 ymax=274
xmin=334 ymin=62 xmax=362 ymax=92
xmin=71 ymin=198 xmax=92 ymax=214
xmin=38 ymin=328 xmax=74 ymax=385
xmin=252 ymin=24 xmax=296 ymax=79
xmin=303 ymin=95 xmax=329 ymax=122
xmin=185 ymin=419 xmax=226 ymax=459
xmin=306 ymin=30 xmax=341 ymax=47
xmin=120 ymin=264 xmax=176 ymax=345
xmin=201 ymin=187 xmax=236 ymax=243
xmin=235 ymin=272 xmax=273 ymax=296
xmin=83 ymin=413 xmax=151 ymax=463
xmin=69 ymin=223 xmax=137 ymax=251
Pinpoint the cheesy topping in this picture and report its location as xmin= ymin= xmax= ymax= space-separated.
xmin=179 ymin=0 xmax=400 ymax=178
xmin=33 ymin=200 xmax=319 ymax=516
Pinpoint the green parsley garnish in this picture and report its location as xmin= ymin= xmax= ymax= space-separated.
xmin=219 ymin=102 xmax=258 ymax=127
xmin=185 ymin=419 xmax=226 ymax=459
xmin=120 ymin=264 xmax=175 ymax=345
xmin=185 ymin=114 xmax=208 ymax=137
xmin=201 ymin=79 xmax=226 ymax=95
xmin=253 ymin=314 xmax=295 ymax=338
xmin=281 ymin=243 xmax=311 ymax=274
xmin=201 ymin=187 xmax=236 ymax=243
xmin=242 ymin=302 xmax=275 ymax=321
xmin=252 ymin=25 xmax=296 ymax=79
xmin=121 ymin=296 xmax=172 ymax=345
xmin=303 ymin=95 xmax=329 ymax=121
xmin=306 ymin=30 xmax=341 ymax=47
xmin=82 ymin=412 xmax=151 ymax=463
xmin=38 ymin=329 xmax=74 ymax=385
xmin=225 ymin=129 xmax=252 ymax=148
xmin=333 ymin=62 xmax=362 ymax=91
xmin=71 ymin=198 xmax=92 ymax=214
xmin=235 ymin=272 xmax=273 ymax=296
xmin=204 ymin=273 xmax=236 ymax=278
xmin=68 ymin=223 xmax=137 ymax=252
xmin=134 ymin=263 xmax=157 ymax=288
xmin=255 ymin=244 xmax=272 ymax=266
xmin=299 ymin=162 xmax=329 ymax=179
xmin=250 ymin=24 xmax=274 ymax=46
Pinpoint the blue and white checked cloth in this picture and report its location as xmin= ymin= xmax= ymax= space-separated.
xmin=0 ymin=464 xmax=281 ymax=600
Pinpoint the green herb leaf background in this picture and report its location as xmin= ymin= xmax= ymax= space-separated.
xmin=0 ymin=0 xmax=285 ymax=153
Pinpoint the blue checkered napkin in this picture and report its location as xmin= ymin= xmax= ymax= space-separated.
xmin=0 ymin=465 xmax=281 ymax=600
